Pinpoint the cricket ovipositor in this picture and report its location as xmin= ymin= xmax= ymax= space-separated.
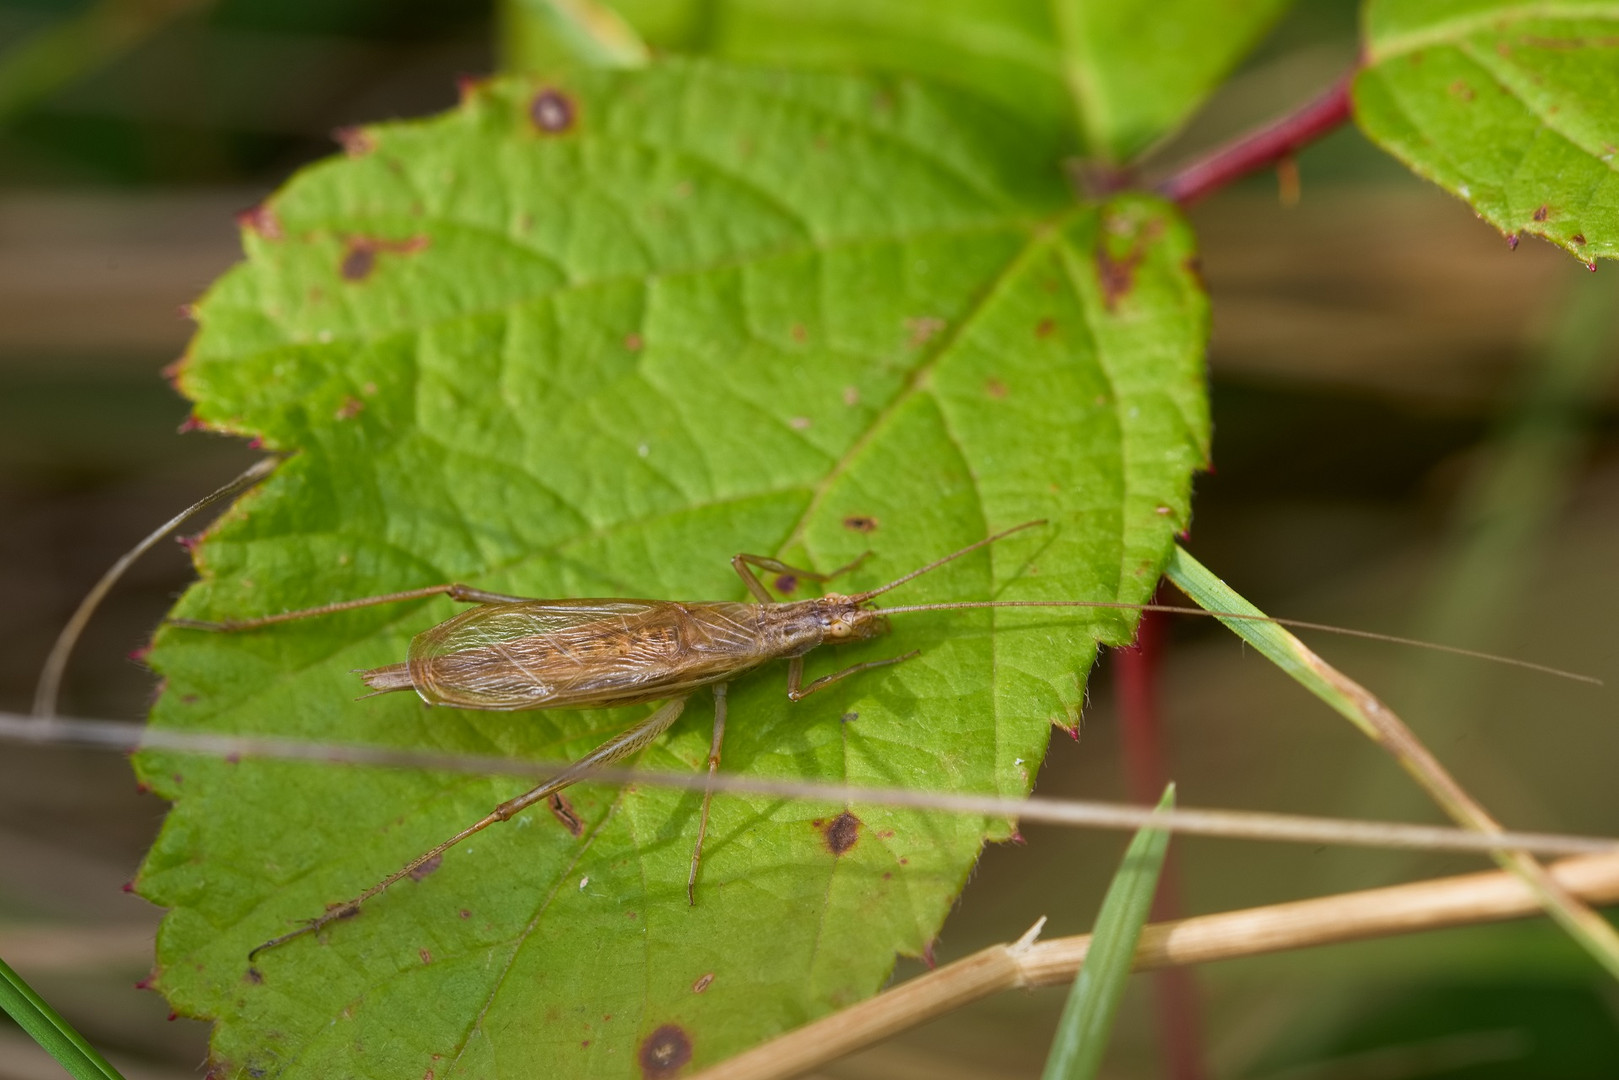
xmin=161 ymin=517 xmax=1595 ymax=959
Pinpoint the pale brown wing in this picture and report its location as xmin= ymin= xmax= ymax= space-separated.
xmin=402 ymin=599 xmax=770 ymax=710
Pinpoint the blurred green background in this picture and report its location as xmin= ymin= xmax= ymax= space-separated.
xmin=1 ymin=1 xmax=1615 ymax=1077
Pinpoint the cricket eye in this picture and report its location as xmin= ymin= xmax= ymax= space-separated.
xmin=827 ymin=621 xmax=852 ymax=639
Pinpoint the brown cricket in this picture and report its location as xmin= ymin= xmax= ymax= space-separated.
xmin=169 ymin=520 xmax=1591 ymax=958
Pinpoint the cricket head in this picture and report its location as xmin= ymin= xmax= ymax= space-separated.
xmin=814 ymin=595 xmax=890 ymax=644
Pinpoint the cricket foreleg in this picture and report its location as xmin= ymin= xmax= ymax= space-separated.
xmin=731 ymin=550 xmax=872 ymax=602
xmin=785 ymin=651 xmax=921 ymax=701
xmin=249 ymin=695 xmax=689 ymax=959
xmin=686 ymin=682 xmax=728 ymax=905
xmin=168 ymin=583 xmax=531 ymax=632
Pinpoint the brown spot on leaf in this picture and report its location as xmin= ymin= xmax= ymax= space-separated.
xmin=820 ymin=811 xmax=861 ymax=855
xmin=843 ymin=515 xmax=878 ymax=534
xmin=1534 ymin=205 xmax=1550 ymax=222
xmin=624 ymin=332 xmax=644 ymax=352
xmin=985 ymin=377 xmax=1007 ymax=399
xmin=638 ymin=1024 xmax=693 ymax=1078
xmin=335 ymin=396 xmax=364 ymax=420
xmin=549 ymin=792 xmax=584 ymax=836
xmin=1097 ymin=246 xmax=1143 ymax=311
xmin=1035 ymin=317 xmax=1055 ymax=338
xmin=905 ymin=315 xmax=946 ymax=347
xmin=530 ymin=88 xmax=577 ymax=133
xmin=1448 ymin=80 xmax=1476 ymax=102
xmin=791 ymin=323 xmax=808 ymax=342
xmin=235 ymin=204 xmax=282 ymax=240
xmin=408 ymin=854 xmax=442 ymax=881
xmin=458 ymin=908 xmax=471 ymax=919
xmin=341 ymin=246 xmax=376 ymax=281
xmin=692 ymin=972 xmax=714 ymax=994
xmin=333 ymin=126 xmax=376 ymax=157
xmin=244 ymin=968 xmax=262 ymax=985
xmin=419 ymin=948 xmax=432 ymax=965
xmin=1572 ymin=233 xmax=1587 ymax=246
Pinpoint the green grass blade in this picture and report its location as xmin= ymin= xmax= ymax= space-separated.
xmin=0 ymin=952 xmax=125 ymax=1080
xmin=1163 ymin=546 xmax=1619 ymax=981
xmin=1041 ymin=785 xmax=1175 ymax=1080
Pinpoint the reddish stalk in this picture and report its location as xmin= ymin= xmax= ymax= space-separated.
xmin=1157 ymin=66 xmax=1358 ymax=206
xmin=1115 ymin=602 xmax=1208 ymax=1080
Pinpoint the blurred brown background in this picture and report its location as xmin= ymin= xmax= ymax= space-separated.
xmin=1 ymin=2 xmax=1615 ymax=1077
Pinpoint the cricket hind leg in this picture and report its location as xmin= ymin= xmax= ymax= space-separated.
xmin=784 ymin=651 xmax=921 ymax=702
xmin=168 ymin=583 xmax=531 ymax=633
xmin=731 ymin=549 xmax=871 ymax=602
xmin=686 ymin=682 xmax=728 ymax=904
xmin=249 ymin=695 xmax=690 ymax=959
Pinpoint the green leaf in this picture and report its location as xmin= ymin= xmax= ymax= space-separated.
xmin=0 ymin=953 xmax=125 ymax=1080
xmin=500 ymin=0 xmax=651 ymax=73
xmin=138 ymin=61 xmax=1209 ymax=1077
xmin=593 ymin=0 xmax=1292 ymax=160
xmin=1356 ymin=0 xmax=1619 ymax=265
xmin=1041 ymin=785 xmax=1174 ymax=1080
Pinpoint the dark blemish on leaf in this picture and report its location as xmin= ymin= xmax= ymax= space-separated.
xmin=692 ymin=972 xmax=714 ymax=994
xmin=883 ymin=871 xmax=892 ymax=880
xmin=408 ymin=854 xmax=443 ymax=881
xmin=639 ymin=1025 xmax=693 ymax=1078
xmin=549 ymin=792 xmax=584 ymax=836
xmin=791 ymin=323 xmax=808 ymax=342
xmin=458 ymin=908 xmax=471 ymax=919
xmin=626 ymin=911 xmax=637 ymax=920
xmin=1448 ymin=80 xmax=1475 ymax=101
xmin=244 ymin=968 xmax=262 ymax=985
xmin=1534 ymin=205 xmax=1550 ymax=222
xmin=333 ymin=126 xmax=376 ymax=157
xmin=420 ymin=949 xmax=432 ymax=965
xmin=898 ymin=856 xmax=908 ymax=865
xmin=841 ymin=712 xmax=858 ymax=724
xmin=581 ymin=1040 xmax=591 ymax=1049
xmin=820 ymin=811 xmax=861 ymax=855
xmin=774 ymin=574 xmax=798 ymax=595
xmin=530 ymin=88 xmax=576 ymax=133
xmin=1035 ymin=317 xmax=1056 ymax=338
xmin=1182 ymin=254 xmax=1206 ymax=290
xmin=905 ymin=315 xmax=946 ymax=347
xmin=625 ymin=332 xmax=644 ymax=352
xmin=1572 ymin=234 xmax=1587 ymax=246
xmin=844 ymin=515 xmax=878 ymax=534
xmin=1097 ymin=245 xmax=1143 ymax=311
xmin=235 ymin=204 xmax=282 ymax=240
xmin=335 ymin=396 xmax=364 ymax=420
xmin=341 ymin=246 xmax=376 ymax=281
xmin=225 ymin=753 xmax=240 ymax=766
xmin=985 ymin=377 xmax=1007 ymax=399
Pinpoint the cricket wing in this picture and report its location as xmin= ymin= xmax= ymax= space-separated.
xmin=394 ymin=599 xmax=761 ymax=710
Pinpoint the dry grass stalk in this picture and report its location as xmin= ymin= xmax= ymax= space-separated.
xmin=691 ymin=852 xmax=1619 ymax=1080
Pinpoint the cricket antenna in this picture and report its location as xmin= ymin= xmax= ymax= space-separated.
xmin=872 ymin=599 xmax=1602 ymax=686
xmin=32 ymin=458 xmax=279 ymax=719
xmin=852 ymin=520 xmax=1048 ymax=601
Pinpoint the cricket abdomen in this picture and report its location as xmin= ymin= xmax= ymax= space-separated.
xmin=358 ymin=598 xmax=826 ymax=711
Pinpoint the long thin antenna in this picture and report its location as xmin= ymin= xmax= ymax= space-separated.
xmin=852 ymin=520 xmax=1046 ymax=601
xmin=32 ymin=458 xmax=279 ymax=718
xmin=873 ymin=599 xmax=1602 ymax=686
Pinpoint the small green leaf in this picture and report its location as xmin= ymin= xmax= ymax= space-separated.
xmin=607 ymin=0 xmax=1292 ymax=160
xmin=1042 ymin=785 xmax=1174 ymax=1080
xmin=138 ymin=61 xmax=1209 ymax=1077
xmin=1356 ymin=0 xmax=1619 ymax=264
xmin=0 ymin=953 xmax=125 ymax=1080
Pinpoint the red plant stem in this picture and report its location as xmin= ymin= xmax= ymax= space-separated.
xmin=1157 ymin=66 xmax=1358 ymax=207
xmin=1116 ymin=602 xmax=1209 ymax=1080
